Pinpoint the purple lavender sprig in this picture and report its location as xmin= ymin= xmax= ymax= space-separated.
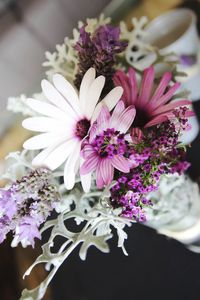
xmin=74 ymin=24 xmax=127 ymax=95
xmin=0 ymin=168 xmax=59 ymax=247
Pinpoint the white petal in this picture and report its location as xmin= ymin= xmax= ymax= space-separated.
xmin=109 ymin=100 xmax=125 ymax=128
xmin=41 ymin=79 xmax=78 ymax=118
xmin=84 ymin=75 xmax=105 ymax=119
xmin=41 ymin=139 xmax=76 ymax=170
xmin=81 ymin=173 xmax=92 ymax=193
xmin=80 ymin=156 xmax=92 ymax=192
xmin=32 ymin=144 xmax=59 ymax=166
xmin=53 ymin=74 xmax=81 ymax=116
xmin=22 ymin=117 xmax=71 ymax=133
xmin=26 ymin=98 xmax=74 ymax=123
xmin=92 ymin=86 xmax=123 ymax=122
xmin=64 ymin=142 xmax=81 ymax=190
xmin=23 ymin=132 xmax=67 ymax=150
xmin=79 ymin=68 xmax=96 ymax=109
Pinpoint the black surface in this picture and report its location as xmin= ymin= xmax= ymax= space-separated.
xmin=51 ymin=222 xmax=200 ymax=300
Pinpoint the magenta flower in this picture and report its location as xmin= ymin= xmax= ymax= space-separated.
xmin=80 ymin=101 xmax=136 ymax=188
xmin=113 ymin=66 xmax=194 ymax=128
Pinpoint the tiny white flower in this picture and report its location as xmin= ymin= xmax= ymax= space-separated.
xmin=22 ymin=68 xmax=123 ymax=191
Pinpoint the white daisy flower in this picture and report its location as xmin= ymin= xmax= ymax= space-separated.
xmin=22 ymin=68 xmax=123 ymax=191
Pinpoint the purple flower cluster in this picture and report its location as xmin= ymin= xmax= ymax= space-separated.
xmin=74 ymin=24 xmax=127 ymax=95
xmin=92 ymin=129 xmax=127 ymax=158
xmin=110 ymin=120 xmax=190 ymax=222
xmin=0 ymin=168 xmax=59 ymax=247
xmin=110 ymin=175 xmax=153 ymax=222
xmin=173 ymin=106 xmax=192 ymax=131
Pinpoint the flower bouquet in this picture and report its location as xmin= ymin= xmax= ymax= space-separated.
xmin=1 ymin=15 xmax=197 ymax=299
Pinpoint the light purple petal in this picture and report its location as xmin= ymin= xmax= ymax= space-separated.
xmin=97 ymin=105 xmax=110 ymax=129
xmin=96 ymin=163 xmax=104 ymax=189
xmin=100 ymin=159 xmax=114 ymax=186
xmin=116 ymin=106 xmax=136 ymax=133
xmin=81 ymin=144 xmax=95 ymax=158
xmin=80 ymin=153 xmax=99 ymax=175
xmin=111 ymin=155 xmax=130 ymax=173
xmin=89 ymin=123 xmax=98 ymax=143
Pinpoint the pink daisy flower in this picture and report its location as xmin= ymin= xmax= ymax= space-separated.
xmin=113 ymin=66 xmax=194 ymax=128
xmin=80 ymin=101 xmax=136 ymax=189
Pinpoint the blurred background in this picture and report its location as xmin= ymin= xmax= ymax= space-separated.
xmin=1 ymin=0 xmax=200 ymax=299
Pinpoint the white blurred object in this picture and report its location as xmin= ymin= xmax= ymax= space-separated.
xmin=145 ymin=8 xmax=200 ymax=144
xmin=146 ymin=174 xmax=200 ymax=252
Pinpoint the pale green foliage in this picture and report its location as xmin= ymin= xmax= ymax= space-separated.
xmin=20 ymin=184 xmax=133 ymax=300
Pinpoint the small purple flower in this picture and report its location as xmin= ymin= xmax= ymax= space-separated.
xmin=0 ymin=189 xmax=17 ymax=220
xmin=179 ymin=54 xmax=197 ymax=66
xmin=13 ymin=216 xmax=41 ymax=248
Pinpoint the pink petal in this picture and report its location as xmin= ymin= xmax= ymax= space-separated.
xmin=116 ymin=106 xmax=136 ymax=133
xmin=150 ymin=71 xmax=172 ymax=103
xmin=131 ymin=127 xmax=143 ymax=144
xmin=151 ymin=100 xmax=192 ymax=116
xmin=186 ymin=110 xmax=195 ymax=117
xmin=113 ymin=70 xmax=131 ymax=106
xmin=148 ymin=82 xmax=181 ymax=112
xmin=144 ymin=114 xmax=170 ymax=127
xmin=100 ymin=159 xmax=114 ymax=186
xmin=111 ymin=155 xmax=130 ymax=173
xmin=80 ymin=153 xmax=99 ymax=175
xmin=137 ymin=66 xmax=155 ymax=107
xmin=128 ymin=67 xmax=138 ymax=105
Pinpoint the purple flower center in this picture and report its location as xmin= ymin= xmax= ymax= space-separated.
xmin=92 ymin=128 xmax=127 ymax=158
xmin=75 ymin=119 xmax=90 ymax=140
